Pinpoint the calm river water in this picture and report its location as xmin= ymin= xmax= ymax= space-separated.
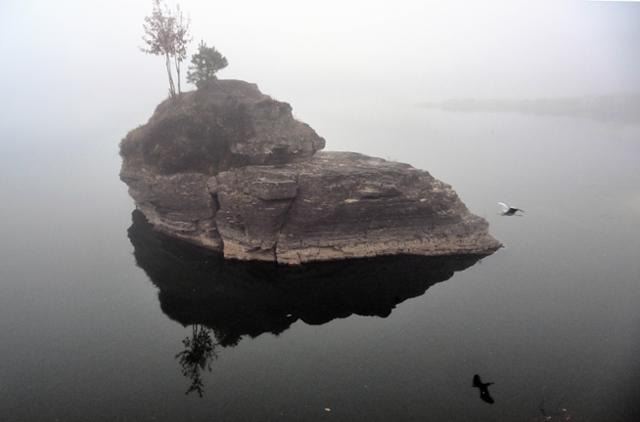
xmin=1 ymin=108 xmax=639 ymax=421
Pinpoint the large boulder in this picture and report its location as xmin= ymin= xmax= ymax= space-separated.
xmin=120 ymin=79 xmax=325 ymax=175
xmin=120 ymin=80 xmax=501 ymax=264
xmin=214 ymin=152 xmax=500 ymax=264
xmin=120 ymin=80 xmax=325 ymax=248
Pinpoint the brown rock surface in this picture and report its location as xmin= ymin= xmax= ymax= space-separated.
xmin=214 ymin=152 xmax=500 ymax=264
xmin=120 ymin=79 xmax=325 ymax=175
xmin=120 ymin=80 xmax=501 ymax=264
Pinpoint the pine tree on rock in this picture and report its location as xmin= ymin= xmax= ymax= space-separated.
xmin=187 ymin=41 xmax=228 ymax=89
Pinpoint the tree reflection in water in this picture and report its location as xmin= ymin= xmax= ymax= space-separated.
xmin=127 ymin=210 xmax=490 ymax=397
xmin=175 ymin=324 xmax=219 ymax=397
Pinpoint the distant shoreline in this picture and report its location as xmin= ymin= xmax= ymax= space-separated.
xmin=418 ymin=94 xmax=640 ymax=124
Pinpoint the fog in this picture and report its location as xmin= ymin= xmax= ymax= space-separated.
xmin=1 ymin=0 xmax=639 ymax=151
xmin=1 ymin=3 xmax=640 ymax=420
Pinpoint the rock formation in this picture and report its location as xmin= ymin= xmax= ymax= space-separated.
xmin=120 ymin=79 xmax=501 ymax=264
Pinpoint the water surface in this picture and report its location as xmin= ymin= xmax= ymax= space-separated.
xmin=1 ymin=109 xmax=639 ymax=421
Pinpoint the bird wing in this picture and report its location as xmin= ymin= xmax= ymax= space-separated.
xmin=497 ymin=202 xmax=509 ymax=211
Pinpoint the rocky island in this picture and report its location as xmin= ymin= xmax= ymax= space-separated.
xmin=120 ymin=80 xmax=501 ymax=264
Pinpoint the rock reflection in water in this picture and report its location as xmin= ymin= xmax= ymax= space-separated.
xmin=127 ymin=210 xmax=487 ymax=395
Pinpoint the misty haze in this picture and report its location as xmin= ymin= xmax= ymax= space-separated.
xmin=1 ymin=1 xmax=639 ymax=421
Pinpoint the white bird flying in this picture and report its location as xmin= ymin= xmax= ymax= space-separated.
xmin=498 ymin=202 xmax=524 ymax=216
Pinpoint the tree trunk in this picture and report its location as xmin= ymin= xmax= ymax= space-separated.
xmin=174 ymin=56 xmax=181 ymax=94
xmin=165 ymin=53 xmax=176 ymax=97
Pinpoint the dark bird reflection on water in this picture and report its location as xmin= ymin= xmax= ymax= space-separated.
xmin=127 ymin=210 xmax=487 ymax=395
xmin=472 ymin=374 xmax=495 ymax=404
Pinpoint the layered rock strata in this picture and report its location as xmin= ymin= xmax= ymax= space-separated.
xmin=120 ymin=79 xmax=501 ymax=264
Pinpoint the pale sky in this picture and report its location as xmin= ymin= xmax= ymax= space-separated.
xmin=1 ymin=0 xmax=639 ymax=143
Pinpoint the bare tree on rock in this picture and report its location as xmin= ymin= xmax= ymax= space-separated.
xmin=141 ymin=0 xmax=190 ymax=97
xmin=172 ymin=4 xmax=191 ymax=94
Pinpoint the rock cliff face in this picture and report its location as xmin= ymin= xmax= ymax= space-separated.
xmin=120 ymin=79 xmax=501 ymax=264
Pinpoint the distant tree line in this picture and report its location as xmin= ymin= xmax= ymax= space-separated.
xmin=141 ymin=0 xmax=228 ymax=97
